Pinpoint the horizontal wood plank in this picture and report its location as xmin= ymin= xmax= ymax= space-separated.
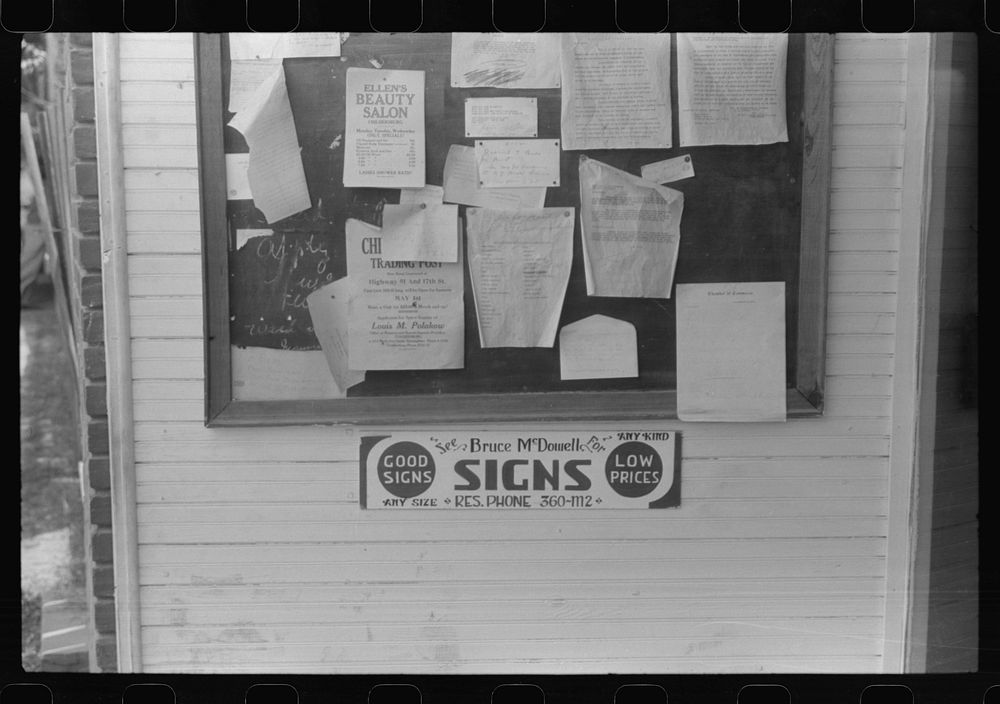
xmin=136 ymin=517 xmax=888 ymax=544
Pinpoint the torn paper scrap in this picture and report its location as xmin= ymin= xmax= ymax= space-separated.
xmin=676 ymin=282 xmax=787 ymax=422
xmin=466 ymin=207 xmax=574 ymax=348
xmin=229 ymin=32 xmax=341 ymax=60
xmin=345 ymin=219 xmax=464 ymax=370
xmin=465 ymin=97 xmax=538 ymax=138
xmin=579 ymin=156 xmax=684 ymax=299
xmin=475 ymin=139 xmax=561 ymax=189
xmin=306 ymin=278 xmax=366 ymax=392
xmin=228 ymin=59 xmax=282 ymax=114
xmin=380 ymin=203 xmax=459 ymax=262
xmin=399 ymin=184 xmax=444 ymax=205
xmin=559 ymin=314 xmax=638 ymax=381
xmin=234 ymin=228 xmax=273 ymax=250
xmin=231 ymin=346 xmax=344 ymax=400
xmin=640 ymin=154 xmax=695 ymax=184
xmin=225 ymin=153 xmax=252 ymax=200
xmin=229 ymin=67 xmax=311 ymax=223
xmin=443 ymin=144 xmax=547 ymax=210
xmin=450 ymin=33 xmax=560 ymax=88
xmin=344 ymin=68 xmax=426 ymax=188
xmin=560 ymin=33 xmax=672 ymax=150
xmin=677 ymin=33 xmax=788 ymax=146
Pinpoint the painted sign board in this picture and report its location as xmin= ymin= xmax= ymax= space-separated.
xmin=360 ymin=431 xmax=680 ymax=509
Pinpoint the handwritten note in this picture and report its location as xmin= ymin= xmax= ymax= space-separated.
xmin=229 ymin=32 xmax=341 ymax=60
xmin=443 ymin=145 xmax=547 ymax=210
xmin=677 ymin=33 xmax=788 ymax=146
xmin=560 ymin=33 xmax=672 ymax=150
xmin=559 ymin=314 xmax=638 ymax=380
xmin=229 ymin=67 xmax=312 ymax=223
xmin=466 ymin=207 xmax=574 ymax=348
xmin=579 ymin=156 xmax=684 ymax=299
xmin=640 ymin=154 xmax=695 ymax=184
xmin=231 ymin=346 xmax=344 ymax=400
xmin=451 ymin=33 xmax=560 ymax=88
xmin=306 ymin=278 xmax=366 ymax=392
xmin=380 ymin=203 xmax=459 ymax=262
xmin=475 ymin=139 xmax=561 ymax=188
xmin=676 ymin=282 xmax=787 ymax=422
xmin=228 ymin=59 xmax=282 ymax=114
xmin=399 ymin=184 xmax=444 ymax=205
xmin=465 ymin=97 xmax=537 ymax=138
xmin=225 ymin=153 xmax=252 ymax=200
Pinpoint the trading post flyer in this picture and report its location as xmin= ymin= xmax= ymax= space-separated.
xmin=361 ymin=431 xmax=680 ymax=509
xmin=344 ymin=67 xmax=426 ymax=188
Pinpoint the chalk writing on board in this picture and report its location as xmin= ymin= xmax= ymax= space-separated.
xmin=230 ymin=231 xmax=334 ymax=350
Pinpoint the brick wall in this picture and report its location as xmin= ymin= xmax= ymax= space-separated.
xmin=47 ymin=32 xmax=117 ymax=673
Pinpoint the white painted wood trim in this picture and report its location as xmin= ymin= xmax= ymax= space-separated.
xmin=93 ymin=32 xmax=143 ymax=672
xmin=883 ymin=33 xmax=934 ymax=674
xmin=903 ymin=33 xmax=947 ymax=673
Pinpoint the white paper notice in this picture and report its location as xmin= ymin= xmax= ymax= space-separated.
xmin=640 ymin=154 xmax=696 ymax=184
xmin=228 ymin=59 xmax=282 ymax=114
xmin=450 ymin=33 xmax=561 ymax=88
xmin=306 ymin=278 xmax=366 ymax=392
xmin=560 ymin=33 xmax=672 ymax=151
xmin=225 ymin=153 xmax=252 ymax=200
xmin=344 ymin=68 xmax=426 ymax=188
xmin=677 ymin=33 xmax=788 ymax=146
xmin=399 ymin=184 xmax=444 ymax=205
xmin=229 ymin=68 xmax=312 ymax=223
xmin=475 ymin=139 xmax=561 ymax=188
xmin=465 ymin=97 xmax=538 ymax=138
xmin=443 ymin=145 xmax=547 ymax=210
xmin=346 ymin=219 xmax=464 ymax=370
xmin=380 ymin=203 xmax=459 ymax=262
xmin=559 ymin=314 xmax=638 ymax=380
xmin=231 ymin=346 xmax=342 ymax=400
xmin=676 ymin=282 xmax=787 ymax=422
xmin=579 ymin=157 xmax=684 ymax=298
xmin=466 ymin=207 xmax=574 ymax=348
xmin=229 ymin=32 xmax=341 ymax=60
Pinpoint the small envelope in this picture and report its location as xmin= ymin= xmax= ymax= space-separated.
xmin=559 ymin=314 xmax=639 ymax=380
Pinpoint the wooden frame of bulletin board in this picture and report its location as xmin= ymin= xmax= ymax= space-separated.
xmin=196 ymin=33 xmax=833 ymax=427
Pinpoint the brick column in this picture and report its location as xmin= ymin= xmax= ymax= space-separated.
xmin=64 ymin=32 xmax=117 ymax=673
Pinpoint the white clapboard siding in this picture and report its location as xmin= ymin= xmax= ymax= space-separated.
xmin=828 ymin=230 xmax=899 ymax=253
xmin=118 ymin=33 xmax=911 ymax=673
xmin=121 ymin=81 xmax=196 ymax=103
xmin=139 ymin=596 xmax=887 ymax=625
xmin=831 ymin=126 xmax=904 ymax=149
xmin=136 ymin=516 xmax=891 ymax=545
xmin=139 ymin=657 xmax=880 ymax=675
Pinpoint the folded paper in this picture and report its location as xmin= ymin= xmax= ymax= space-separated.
xmin=579 ymin=156 xmax=684 ymax=298
xmin=229 ymin=67 xmax=312 ymax=223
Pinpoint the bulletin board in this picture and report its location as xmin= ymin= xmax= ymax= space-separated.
xmin=196 ymin=33 xmax=832 ymax=426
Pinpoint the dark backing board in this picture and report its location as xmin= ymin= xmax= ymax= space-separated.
xmin=198 ymin=33 xmax=832 ymax=425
